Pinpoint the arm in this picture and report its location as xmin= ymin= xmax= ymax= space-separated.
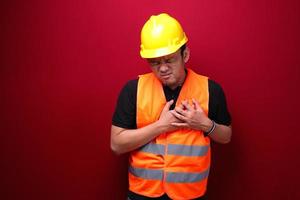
xmin=111 ymin=122 xmax=164 ymax=155
xmin=111 ymin=100 xmax=181 ymax=154
xmin=171 ymin=99 xmax=232 ymax=144
xmin=207 ymin=122 xmax=232 ymax=144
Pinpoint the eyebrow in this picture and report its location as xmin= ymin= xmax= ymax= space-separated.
xmin=148 ymin=54 xmax=178 ymax=62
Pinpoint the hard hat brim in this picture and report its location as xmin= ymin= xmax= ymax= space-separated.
xmin=140 ymin=37 xmax=188 ymax=58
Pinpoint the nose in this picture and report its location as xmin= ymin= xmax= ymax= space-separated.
xmin=158 ymin=62 xmax=169 ymax=73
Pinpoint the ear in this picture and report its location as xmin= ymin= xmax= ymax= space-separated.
xmin=183 ymin=47 xmax=190 ymax=63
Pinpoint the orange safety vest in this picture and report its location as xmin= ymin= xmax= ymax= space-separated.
xmin=129 ymin=68 xmax=210 ymax=200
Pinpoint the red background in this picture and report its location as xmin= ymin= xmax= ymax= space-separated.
xmin=1 ymin=0 xmax=300 ymax=199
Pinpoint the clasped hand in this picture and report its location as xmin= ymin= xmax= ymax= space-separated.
xmin=171 ymin=99 xmax=212 ymax=132
xmin=159 ymin=99 xmax=212 ymax=132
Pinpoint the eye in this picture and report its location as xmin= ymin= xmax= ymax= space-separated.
xmin=166 ymin=57 xmax=176 ymax=63
xmin=149 ymin=61 xmax=160 ymax=66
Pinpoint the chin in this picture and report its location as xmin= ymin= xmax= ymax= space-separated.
xmin=166 ymin=82 xmax=177 ymax=89
xmin=160 ymin=77 xmax=176 ymax=87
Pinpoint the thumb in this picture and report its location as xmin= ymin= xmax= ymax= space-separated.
xmin=162 ymin=99 xmax=174 ymax=114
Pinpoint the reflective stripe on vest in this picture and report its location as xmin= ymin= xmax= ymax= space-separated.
xmin=130 ymin=68 xmax=210 ymax=199
xmin=139 ymin=142 xmax=209 ymax=156
xmin=129 ymin=166 xmax=163 ymax=180
xmin=129 ymin=166 xmax=210 ymax=183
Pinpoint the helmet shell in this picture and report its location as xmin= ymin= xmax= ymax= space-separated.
xmin=140 ymin=13 xmax=188 ymax=58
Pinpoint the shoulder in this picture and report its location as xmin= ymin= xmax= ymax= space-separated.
xmin=208 ymin=79 xmax=224 ymax=96
xmin=123 ymin=79 xmax=138 ymax=91
xmin=208 ymin=79 xmax=222 ymax=90
xmin=116 ymin=79 xmax=138 ymax=105
xmin=112 ymin=79 xmax=138 ymax=129
xmin=119 ymin=79 xmax=138 ymax=96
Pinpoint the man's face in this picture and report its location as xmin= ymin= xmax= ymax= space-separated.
xmin=147 ymin=48 xmax=190 ymax=90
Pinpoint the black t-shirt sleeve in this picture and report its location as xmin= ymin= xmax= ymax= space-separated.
xmin=112 ymin=79 xmax=138 ymax=129
xmin=208 ymin=79 xmax=231 ymax=126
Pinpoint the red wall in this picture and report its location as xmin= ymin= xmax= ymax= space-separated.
xmin=1 ymin=0 xmax=300 ymax=199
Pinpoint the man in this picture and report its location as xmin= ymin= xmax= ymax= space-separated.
xmin=111 ymin=13 xmax=232 ymax=200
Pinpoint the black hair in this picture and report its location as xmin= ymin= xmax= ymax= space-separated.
xmin=180 ymin=44 xmax=187 ymax=56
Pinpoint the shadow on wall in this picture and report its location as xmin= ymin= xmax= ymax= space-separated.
xmin=208 ymin=123 xmax=241 ymax=199
xmin=105 ymin=153 xmax=129 ymax=199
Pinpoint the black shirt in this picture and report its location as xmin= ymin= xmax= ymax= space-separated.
xmin=112 ymin=79 xmax=231 ymax=129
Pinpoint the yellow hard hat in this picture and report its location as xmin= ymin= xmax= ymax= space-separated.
xmin=140 ymin=13 xmax=188 ymax=58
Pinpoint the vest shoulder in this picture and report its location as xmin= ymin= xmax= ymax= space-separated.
xmin=188 ymin=69 xmax=208 ymax=79
xmin=188 ymin=70 xmax=209 ymax=84
xmin=138 ymin=72 xmax=155 ymax=79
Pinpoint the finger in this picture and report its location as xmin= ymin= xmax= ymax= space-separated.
xmin=179 ymin=102 xmax=185 ymax=110
xmin=193 ymin=98 xmax=205 ymax=112
xmin=174 ymin=106 xmax=185 ymax=115
xmin=162 ymin=100 xmax=174 ymax=113
xmin=182 ymin=100 xmax=192 ymax=111
xmin=180 ymin=100 xmax=188 ymax=110
xmin=171 ymin=122 xmax=189 ymax=127
xmin=192 ymin=99 xmax=200 ymax=111
xmin=171 ymin=110 xmax=188 ymax=121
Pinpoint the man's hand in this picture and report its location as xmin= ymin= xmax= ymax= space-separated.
xmin=157 ymin=100 xmax=182 ymax=132
xmin=171 ymin=99 xmax=213 ymax=132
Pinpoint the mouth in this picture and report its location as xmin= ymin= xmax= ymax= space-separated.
xmin=160 ymin=73 xmax=172 ymax=80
